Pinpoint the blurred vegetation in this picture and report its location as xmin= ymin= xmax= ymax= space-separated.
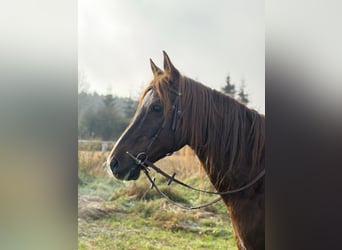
xmin=78 ymin=91 xmax=137 ymax=141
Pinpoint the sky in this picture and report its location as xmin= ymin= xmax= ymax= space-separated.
xmin=79 ymin=0 xmax=265 ymax=113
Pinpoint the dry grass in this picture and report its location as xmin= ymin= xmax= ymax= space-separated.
xmin=78 ymin=151 xmax=109 ymax=177
xmin=78 ymin=146 xmax=236 ymax=249
xmin=78 ymin=145 xmax=213 ymax=185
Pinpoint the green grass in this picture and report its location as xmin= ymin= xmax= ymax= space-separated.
xmin=79 ymin=212 xmax=237 ymax=250
xmin=78 ymin=151 xmax=238 ymax=250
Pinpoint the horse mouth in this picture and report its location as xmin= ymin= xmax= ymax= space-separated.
xmin=112 ymin=165 xmax=141 ymax=181
xmin=125 ymin=166 xmax=141 ymax=180
xmin=110 ymin=157 xmax=142 ymax=181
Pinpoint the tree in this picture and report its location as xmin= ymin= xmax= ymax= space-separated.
xmin=221 ymin=74 xmax=236 ymax=97
xmin=237 ymin=80 xmax=249 ymax=105
xmin=78 ymin=92 xmax=138 ymax=140
xmin=78 ymin=93 xmax=128 ymax=140
xmin=79 ymin=105 xmax=127 ymax=140
xmin=78 ymin=108 xmax=98 ymax=139
xmin=124 ymin=97 xmax=137 ymax=119
xmin=103 ymin=94 xmax=115 ymax=108
xmin=98 ymin=93 xmax=123 ymax=140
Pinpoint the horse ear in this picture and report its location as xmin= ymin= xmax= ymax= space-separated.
xmin=150 ymin=59 xmax=163 ymax=77
xmin=163 ymin=51 xmax=180 ymax=80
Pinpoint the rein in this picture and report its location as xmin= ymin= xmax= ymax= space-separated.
xmin=126 ymin=151 xmax=265 ymax=210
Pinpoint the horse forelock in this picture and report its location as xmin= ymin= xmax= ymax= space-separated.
xmin=138 ymin=73 xmax=174 ymax=116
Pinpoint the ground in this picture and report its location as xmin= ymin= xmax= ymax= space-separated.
xmin=78 ymin=150 xmax=238 ymax=250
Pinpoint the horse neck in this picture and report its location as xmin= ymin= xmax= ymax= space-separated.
xmin=185 ymin=88 xmax=264 ymax=193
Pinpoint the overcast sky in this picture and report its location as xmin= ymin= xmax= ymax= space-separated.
xmin=79 ymin=0 xmax=264 ymax=113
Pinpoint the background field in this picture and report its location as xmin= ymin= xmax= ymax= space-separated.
xmin=78 ymin=147 xmax=237 ymax=250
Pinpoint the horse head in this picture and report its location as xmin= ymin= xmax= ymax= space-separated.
xmin=107 ymin=51 xmax=186 ymax=180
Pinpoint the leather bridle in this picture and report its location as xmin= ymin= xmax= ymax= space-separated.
xmin=141 ymin=87 xmax=182 ymax=156
xmin=125 ymin=87 xmax=265 ymax=210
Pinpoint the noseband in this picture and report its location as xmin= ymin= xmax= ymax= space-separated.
xmin=125 ymin=87 xmax=265 ymax=210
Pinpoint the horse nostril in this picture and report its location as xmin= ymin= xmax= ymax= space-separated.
xmin=110 ymin=158 xmax=119 ymax=174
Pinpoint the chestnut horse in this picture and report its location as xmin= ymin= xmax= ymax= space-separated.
xmin=108 ymin=52 xmax=265 ymax=250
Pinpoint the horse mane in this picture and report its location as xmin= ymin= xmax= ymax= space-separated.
xmin=140 ymin=73 xmax=265 ymax=189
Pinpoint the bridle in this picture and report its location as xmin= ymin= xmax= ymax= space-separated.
xmin=126 ymin=87 xmax=265 ymax=210
xmin=141 ymin=87 xmax=182 ymax=155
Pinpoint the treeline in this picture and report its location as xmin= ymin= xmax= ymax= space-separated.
xmin=78 ymin=74 xmax=249 ymax=141
xmin=78 ymin=92 xmax=137 ymax=141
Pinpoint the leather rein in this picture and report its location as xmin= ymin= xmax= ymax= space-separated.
xmin=126 ymin=151 xmax=265 ymax=210
xmin=126 ymin=88 xmax=265 ymax=210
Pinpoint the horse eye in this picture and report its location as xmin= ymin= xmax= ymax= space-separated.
xmin=151 ymin=104 xmax=162 ymax=113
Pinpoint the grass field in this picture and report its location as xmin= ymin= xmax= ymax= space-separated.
xmin=78 ymin=149 xmax=238 ymax=250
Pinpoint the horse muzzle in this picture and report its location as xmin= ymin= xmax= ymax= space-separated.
xmin=109 ymin=157 xmax=141 ymax=180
